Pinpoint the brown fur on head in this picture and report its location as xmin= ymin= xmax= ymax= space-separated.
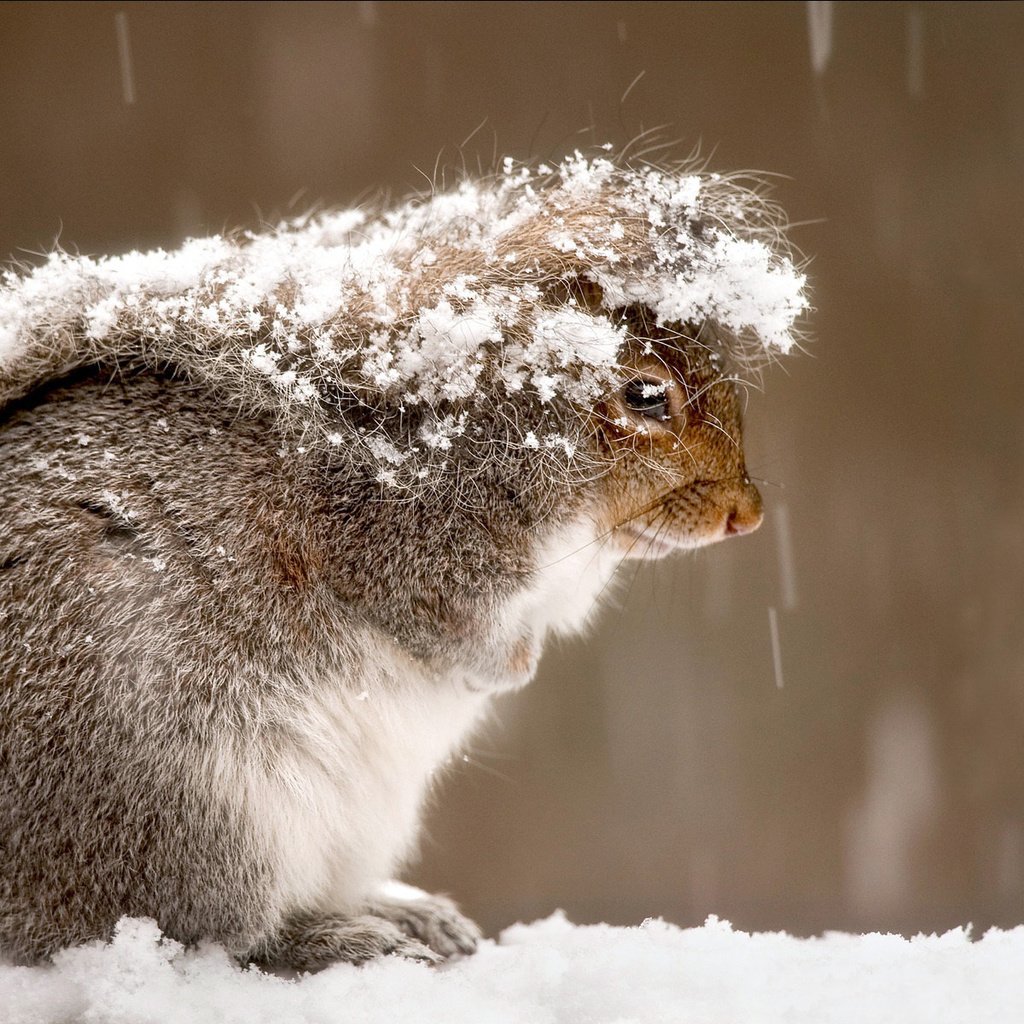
xmin=586 ymin=299 xmax=762 ymax=560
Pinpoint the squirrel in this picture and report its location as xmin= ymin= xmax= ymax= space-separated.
xmin=0 ymin=153 xmax=806 ymax=969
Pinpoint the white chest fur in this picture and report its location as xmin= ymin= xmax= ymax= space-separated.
xmin=234 ymin=517 xmax=618 ymax=920
xmin=236 ymin=645 xmax=488 ymax=918
xmin=511 ymin=516 xmax=620 ymax=642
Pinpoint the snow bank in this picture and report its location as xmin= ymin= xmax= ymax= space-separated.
xmin=2 ymin=912 xmax=1020 ymax=1024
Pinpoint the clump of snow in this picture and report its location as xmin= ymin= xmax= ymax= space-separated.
xmin=0 ymin=151 xmax=807 ymax=487
xmin=1 ymin=913 xmax=1020 ymax=1024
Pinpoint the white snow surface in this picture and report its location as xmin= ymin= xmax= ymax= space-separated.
xmin=2 ymin=912 xmax=1021 ymax=1024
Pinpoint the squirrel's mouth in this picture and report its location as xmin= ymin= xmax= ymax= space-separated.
xmin=614 ymin=504 xmax=763 ymax=559
xmin=613 ymin=523 xmax=689 ymax=560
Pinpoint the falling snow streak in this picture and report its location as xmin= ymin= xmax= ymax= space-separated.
xmin=807 ymin=1 xmax=833 ymax=77
xmin=773 ymin=502 xmax=798 ymax=611
xmin=359 ymin=2 xmax=378 ymax=29
xmin=768 ymin=606 xmax=785 ymax=689
xmin=114 ymin=12 xmax=136 ymax=106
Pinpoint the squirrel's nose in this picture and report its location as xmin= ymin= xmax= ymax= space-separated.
xmin=724 ymin=480 xmax=764 ymax=536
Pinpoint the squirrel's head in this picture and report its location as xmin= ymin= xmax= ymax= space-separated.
xmin=0 ymin=152 xmax=805 ymax=538
xmin=592 ymin=309 xmax=762 ymax=559
xmin=535 ymin=273 xmax=763 ymax=560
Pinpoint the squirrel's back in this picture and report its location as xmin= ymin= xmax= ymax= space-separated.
xmin=0 ymin=366 xmax=617 ymax=963
xmin=0 ymin=370 xmax=498 ymax=960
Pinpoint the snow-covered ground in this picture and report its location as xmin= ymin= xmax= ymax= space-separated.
xmin=2 ymin=912 xmax=1021 ymax=1024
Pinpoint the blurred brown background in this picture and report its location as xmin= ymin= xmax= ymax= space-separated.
xmin=3 ymin=1 xmax=1022 ymax=938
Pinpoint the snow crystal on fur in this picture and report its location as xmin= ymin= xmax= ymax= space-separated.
xmin=0 ymin=152 xmax=807 ymax=485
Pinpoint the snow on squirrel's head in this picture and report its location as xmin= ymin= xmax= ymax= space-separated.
xmin=0 ymin=151 xmax=807 ymax=505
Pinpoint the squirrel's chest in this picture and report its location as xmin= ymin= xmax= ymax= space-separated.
xmin=512 ymin=517 xmax=620 ymax=640
xmin=236 ymin=650 xmax=488 ymax=915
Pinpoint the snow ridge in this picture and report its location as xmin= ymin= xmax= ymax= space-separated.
xmin=2 ymin=912 xmax=1021 ymax=1024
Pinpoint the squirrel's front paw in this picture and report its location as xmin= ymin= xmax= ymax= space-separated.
xmin=251 ymin=912 xmax=442 ymax=972
xmin=367 ymin=890 xmax=482 ymax=960
xmin=458 ymin=631 xmax=542 ymax=693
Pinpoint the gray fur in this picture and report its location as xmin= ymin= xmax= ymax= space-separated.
xmin=251 ymin=914 xmax=443 ymax=972
xmin=0 ymin=372 xmax=519 ymax=965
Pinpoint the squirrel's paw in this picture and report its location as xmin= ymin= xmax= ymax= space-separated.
xmin=458 ymin=631 xmax=542 ymax=693
xmin=366 ymin=891 xmax=483 ymax=960
xmin=251 ymin=911 xmax=442 ymax=972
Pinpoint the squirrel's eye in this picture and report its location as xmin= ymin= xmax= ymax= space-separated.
xmin=622 ymin=380 xmax=671 ymax=421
